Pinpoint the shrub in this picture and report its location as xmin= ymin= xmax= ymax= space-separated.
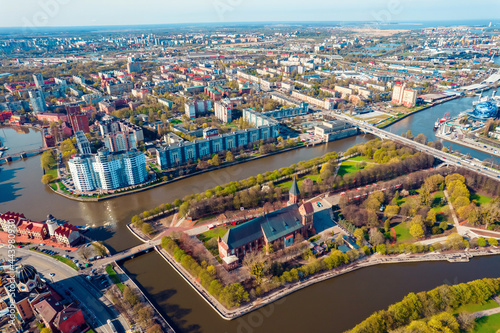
xmin=488 ymin=238 xmax=498 ymax=246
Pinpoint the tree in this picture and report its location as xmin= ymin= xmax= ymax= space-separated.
xmin=488 ymin=238 xmax=499 ymax=246
xmin=142 ymin=223 xmax=154 ymax=235
xmin=384 ymin=219 xmax=391 ymax=233
xmin=426 ymin=210 xmax=437 ymax=225
xmin=41 ymin=174 xmax=55 ymax=184
xmin=80 ymin=247 xmax=92 ymax=260
xmin=354 ymin=228 xmax=365 ymax=246
xmin=385 ymin=205 xmax=400 ymax=219
xmin=477 ymin=237 xmax=487 ymax=247
xmin=243 ymin=251 xmax=268 ymax=284
xmin=369 ymin=228 xmax=385 ymax=246
xmin=219 ymin=283 xmax=249 ymax=308
xmin=446 ymin=233 xmax=464 ymax=250
xmin=40 ymin=150 xmax=55 ymax=171
xmin=226 ymin=151 xmax=234 ymax=162
xmin=147 ymin=324 xmax=163 ymax=333
xmin=123 ymin=285 xmax=139 ymax=306
xmin=212 ymin=154 xmax=220 ymax=166
xmin=439 ymin=221 xmax=448 ymax=231
xmin=409 ymin=223 xmax=425 ymax=239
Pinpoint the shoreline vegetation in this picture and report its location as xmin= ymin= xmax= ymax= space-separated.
xmin=45 ymin=139 xmax=318 ymax=202
xmin=151 ymin=237 xmax=500 ymax=321
xmin=347 ymin=277 xmax=500 ymax=333
xmin=117 ymin=141 xmax=500 ymax=321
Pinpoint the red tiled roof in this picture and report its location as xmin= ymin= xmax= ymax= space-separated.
xmin=54 ymin=223 xmax=79 ymax=238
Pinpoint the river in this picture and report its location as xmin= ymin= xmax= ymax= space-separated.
xmin=0 ymin=125 xmax=372 ymax=252
xmin=385 ymin=88 xmax=500 ymax=163
xmin=122 ymin=252 xmax=500 ymax=333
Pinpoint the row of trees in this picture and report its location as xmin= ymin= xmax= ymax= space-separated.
xmin=349 ymin=278 xmax=500 ymax=333
xmin=161 ymin=236 xmax=248 ymax=309
xmin=132 ymin=151 xmax=340 ymax=223
xmin=107 ymin=280 xmax=160 ymax=333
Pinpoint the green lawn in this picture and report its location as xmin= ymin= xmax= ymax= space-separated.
xmin=197 ymin=225 xmax=234 ymax=243
xmin=471 ymin=193 xmax=492 ymax=205
xmin=432 ymin=192 xmax=448 ymax=214
xmin=148 ymin=163 xmax=160 ymax=173
xmin=46 ymin=165 xmax=58 ymax=178
xmin=349 ymin=156 xmax=372 ymax=162
xmin=393 ymin=222 xmax=413 ymax=242
xmin=170 ymin=119 xmax=182 ymax=124
xmin=278 ymin=174 xmax=320 ymax=189
xmin=106 ymin=265 xmax=125 ymax=292
xmin=455 ymin=300 xmax=500 ymax=314
xmin=474 ymin=312 xmax=500 ymax=333
xmin=337 ymin=161 xmax=366 ymax=177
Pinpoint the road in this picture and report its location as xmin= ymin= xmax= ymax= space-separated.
xmin=331 ymin=112 xmax=500 ymax=180
xmin=0 ymin=246 xmax=128 ymax=333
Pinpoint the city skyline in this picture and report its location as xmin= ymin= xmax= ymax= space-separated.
xmin=0 ymin=0 xmax=499 ymax=28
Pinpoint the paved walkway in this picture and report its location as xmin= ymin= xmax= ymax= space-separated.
xmin=443 ymin=190 xmax=500 ymax=240
xmin=473 ymin=306 xmax=500 ymax=319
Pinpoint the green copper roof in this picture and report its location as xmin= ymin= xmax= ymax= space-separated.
xmin=289 ymin=175 xmax=300 ymax=196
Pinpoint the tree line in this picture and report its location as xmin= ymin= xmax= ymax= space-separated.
xmin=348 ymin=278 xmax=500 ymax=333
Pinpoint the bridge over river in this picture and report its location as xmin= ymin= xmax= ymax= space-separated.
xmin=0 ymin=147 xmax=49 ymax=165
xmin=96 ymin=239 xmax=161 ymax=267
xmin=332 ymin=112 xmax=500 ymax=180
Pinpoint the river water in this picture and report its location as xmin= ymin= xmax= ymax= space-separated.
xmin=385 ymin=88 xmax=500 ymax=163
xmin=2 ymin=92 xmax=500 ymax=333
xmin=0 ymin=125 xmax=371 ymax=252
xmin=122 ymin=252 xmax=500 ymax=333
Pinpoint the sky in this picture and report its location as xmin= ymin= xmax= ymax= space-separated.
xmin=0 ymin=0 xmax=499 ymax=28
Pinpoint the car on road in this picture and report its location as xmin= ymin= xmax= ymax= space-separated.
xmin=49 ymin=273 xmax=55 ymax=277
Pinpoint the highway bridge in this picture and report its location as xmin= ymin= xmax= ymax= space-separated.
xmin=331 ymin=112 xmax=500 ymax=181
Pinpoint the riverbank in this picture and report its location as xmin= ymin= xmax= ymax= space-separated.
xmin=377 ymin=95 xmax=462 ymax=129
xmin=436 ymin=130 xmax=500 ymax=159
xmin=152 ymin=238 xmax=500 ymax=321
xmin=47 ymin=143 xmax=315 ymax=202
xmin=110 ymin=262 xmax=176 ymax=333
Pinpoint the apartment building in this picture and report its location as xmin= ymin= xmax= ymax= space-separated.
xmin=68 ymin=148 xmax=147 ymax=192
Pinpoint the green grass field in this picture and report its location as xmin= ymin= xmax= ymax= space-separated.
xmin=474 ymin=312 xmax=500 ymax=333
xmin=337 ymin=161 xmax=366 ymax=177
xmin=393 ymin=222 xmax=413 ymax=242
xmin=455 ymin=299 xmax=500 ymax=314
xmin=349 ymin=156 xmax=371 ymax=162
xmin=197 ymin=225 xmax=235 ymax=243
xmin=471 ymin=193 xmax=492 ymax=205
xmin=277 ymin=174 xmax=320 ymax=189
xmin=106 ymin=265 xmax=125 ymax=292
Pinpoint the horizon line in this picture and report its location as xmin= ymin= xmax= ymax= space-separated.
xmin=0 ymin=18 xmax=498 ymax=30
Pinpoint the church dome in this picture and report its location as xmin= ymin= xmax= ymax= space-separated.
xmin=15 ymin=265 xmax=38 ymax=284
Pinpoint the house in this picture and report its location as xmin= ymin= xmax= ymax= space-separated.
xmin=54 ymin=223 xmax=81 ymax=246
xmin=218 ymin=177 xmax=314 ymax=261
xmin=0 ymin=211 xmax=25 ymax=231
xmin=17 ymin=220 xmax=49 ymax=240
xmin=34 ymin=298 xmax=64 ymax=332
xmin=53 ymin=304 xmax=85 ymax=333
